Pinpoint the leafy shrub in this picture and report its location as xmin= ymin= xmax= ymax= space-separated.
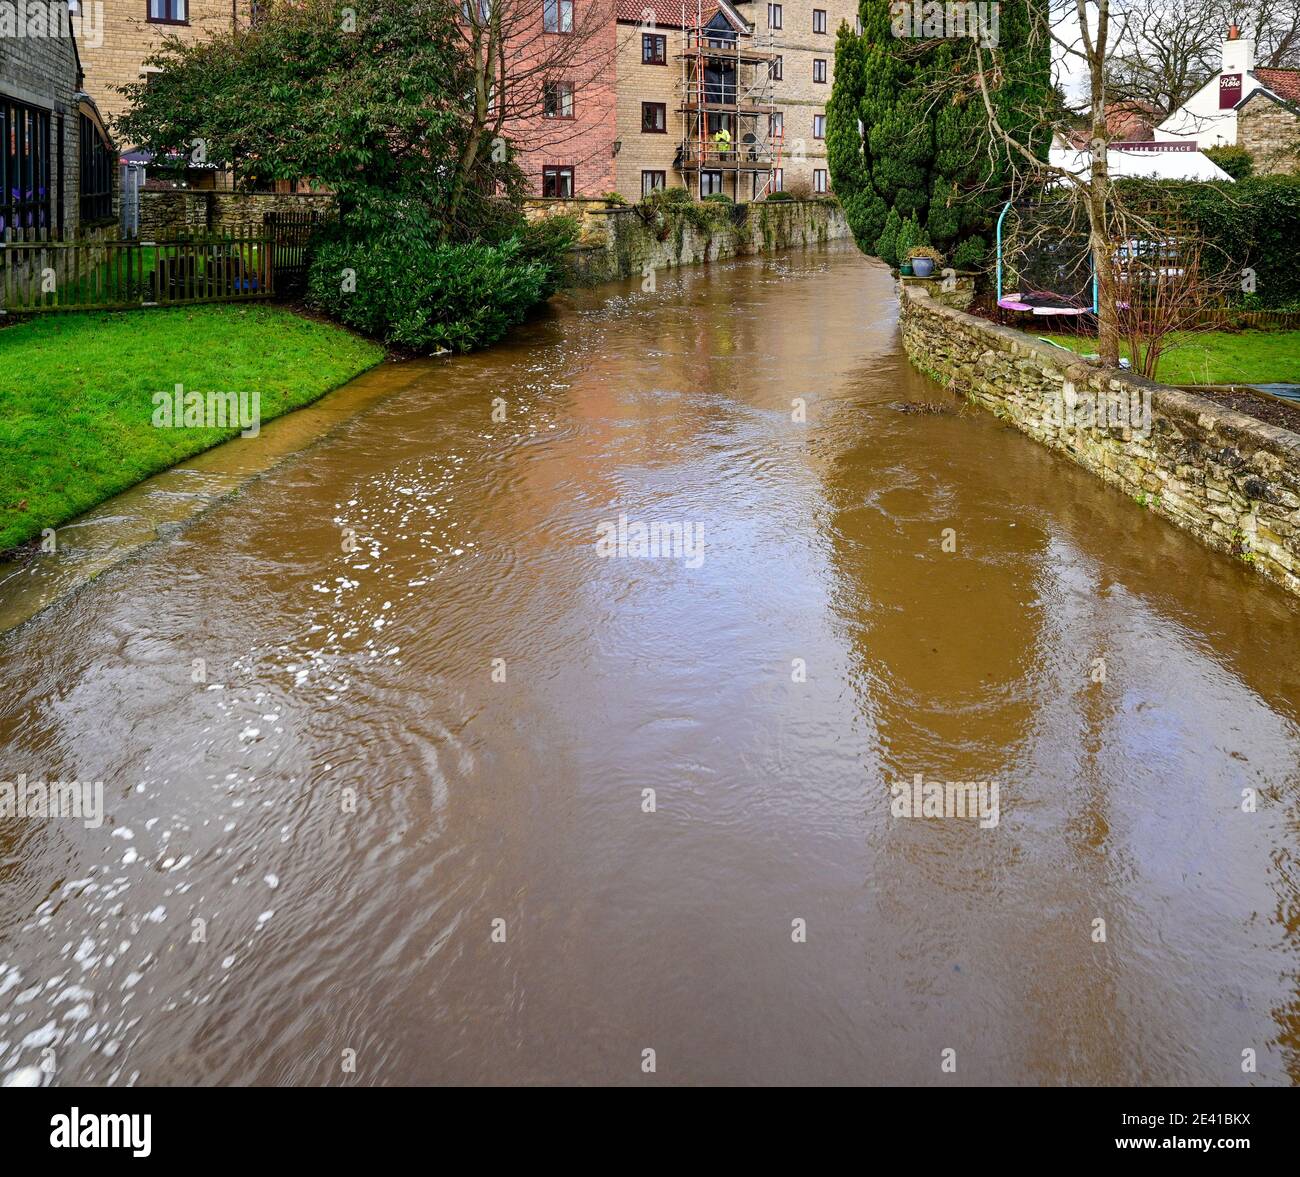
xmin=1115 ymin=174 xmax=1300 ymax=307
xmin=875 ymin=206 xmax=902 ymax=267
xmin=783 ymin=177 xmax=813 ymax=200
xmin=894 ymin=212 xmax=928 ymax=263
xmin=702 ymin=192 xmax=733 ymax=203
xmin=765 ymin=190 xmax=794 ymax=201
xmin=517 ymin=213 xmax=580 ymax=299
xmin=650 ymin=187 xmax=693 ymax=205
xmin=602 ymin=191 xmax=628 ymax=207
xmin=308 ymin=227 xmax=553 ymax=353
xmin=1204 ymin=145 xmax=1254 ymax=180
xmin=951 ymin=236 xmax=987 ymax=270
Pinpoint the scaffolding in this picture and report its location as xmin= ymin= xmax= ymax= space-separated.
xmin=675 ymin=1 xmax=784 ymax=200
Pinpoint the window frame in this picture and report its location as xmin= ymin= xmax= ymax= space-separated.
xmin=767 ymin=3 xmax=782 ymax=30
xmin=769 ymin=111 xmax=783 ymax=138
xmin=0 ymin=97 xmax=54 ymax=238
xmin=700 ymin=169 xmax=724 ymax=197
xmin=642 ymin=32 xmax=667 ymax=65
xmin=542 ymin=165 xmax=575 ymax=198
xmin=79 ymin=112 xmax=114 ymax=224
xmin=542 ymin=79 xmax=575 ymax=120
xmin=812 ymin=113 xmax=825 ymax=139
xmin=543 ymin=0 xmax=573 ymax=33
xmin=813 ymin=8 xmax=826 ymax=33
xmin=770 ymin=55 xmax=783 ymax=81
xmin=641 ymin=102 xmax=668 ymax=134
xmin=641 ymin=170 xmax=666 ymax=197
xmin=813 ymin=58 xmax=827 ymax=84
xmin=147 ymin=0 xmax=189 ymax=25
xmin=813 ymin=168 xmax=828 ymax=193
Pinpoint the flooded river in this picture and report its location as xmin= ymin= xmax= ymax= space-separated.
xmin=2 ymin=241 xmax=1299 ymax=1086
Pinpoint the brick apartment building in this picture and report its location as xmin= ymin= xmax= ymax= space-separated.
xmin=545 ymin=0 xmax=856 ymax=200
xmin=2 ymin=4 xmax=118 ymax=239
xmin=43 ymin=0 xmax=853 ymax=205
xmin=505 ymin=0 xmax=619 ymax=199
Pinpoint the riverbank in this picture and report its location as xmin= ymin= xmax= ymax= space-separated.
xmin=1 ymin=306 xmax=383 ymax=555
xmin=899 ymin=280 xmax=1300 ymax=598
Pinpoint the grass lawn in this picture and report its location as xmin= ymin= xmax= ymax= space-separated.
xmin=1040 ymin=329 xmax=1300 ymax=387
xmin=0 ymin=305 xmax=383 ymax=553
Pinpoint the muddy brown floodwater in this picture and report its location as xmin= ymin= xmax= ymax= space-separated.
xmin=2 ymin=241 xmax=1299 ymax=1087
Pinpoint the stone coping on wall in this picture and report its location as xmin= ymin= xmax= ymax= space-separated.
xmin=899 ymin=281 xmax=1300 ymax=599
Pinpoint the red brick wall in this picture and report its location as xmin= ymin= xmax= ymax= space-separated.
xmin=502 ymin=2 xmax=618 ymax=197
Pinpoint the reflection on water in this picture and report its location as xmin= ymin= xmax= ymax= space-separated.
xmin=1 ymin=242 xmax=1298 ymax=1086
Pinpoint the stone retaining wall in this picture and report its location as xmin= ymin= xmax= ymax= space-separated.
xmin=138 ymin=190 xmax=337 ymax=239
xmin=555 ymin=199 xmax=849 ymax=285
xmin=899 ymin=280 xmax=1300 ymax=598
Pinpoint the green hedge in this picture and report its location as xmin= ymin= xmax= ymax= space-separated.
xmin=1115 ymin=174 xmax=1300 ymax=308
xmin=306 ymin=214 xmax=577 ymax=353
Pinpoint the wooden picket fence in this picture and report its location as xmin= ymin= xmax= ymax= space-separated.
xmin=0 ymin=233 xmax=274 ymax=314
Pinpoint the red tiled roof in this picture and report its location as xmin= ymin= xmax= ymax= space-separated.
xmin=615 ymin=0 xmax=723 ymax=29
xmin=1254 ymin=68 xmax=1300 ymax=103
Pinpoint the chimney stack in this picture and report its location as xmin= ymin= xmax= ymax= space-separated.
xmin=1222 ymin=26 xmax=1255 ymax=74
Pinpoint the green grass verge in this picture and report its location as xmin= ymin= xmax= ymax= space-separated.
xmin=1041 ymin=329 xmax=1300 ymax=386
xmin=0 ymin=305 xmax=384 ymax=553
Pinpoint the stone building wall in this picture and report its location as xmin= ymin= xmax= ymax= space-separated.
xmin=613 ymin=22 xmax=681 ymax=202
xmin=737 ymin=0 xmax=854 ymax=195
xmin=1 ymin=12 xmax=83 ymax=237
xmin=1237 ymin=90 xmax=1300 ymax=175
xmin=899 ymin=281 xmax=1300 ymax=597
xmin=77 ymin=0 xmax=252 ymax=133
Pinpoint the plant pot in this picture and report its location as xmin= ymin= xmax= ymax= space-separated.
xmin=899 ymin=262 xmax=914 ymax=276
xmin=912 ymin=258 xmax=935 ymax=278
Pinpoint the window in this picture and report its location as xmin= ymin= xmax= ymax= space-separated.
xmin=642 ymin=33 xmax=667 ymax=64
xmin=542 ymin=165 xmax=574 ymax=198
xmin=79 ymin=113 xmax=113 ymax=223
xmin=543 ymin=0 xmax=573 ymax=32
xmin=813 ymin=168 xmax=827 ymax=193
xmin=767 ymin=3 xmax=781 ymax=29
xmin=770 ymin=55 xmax=782 ymax=81
xmin=772 ymin=168 xmax=783 ymax=192
xmin=1 ymin=98 xmax=53 ymax=237
xmin=812 ymin=113 xmax=825 ymax=139
xmin=641 ymin=170 xmax=666 ymax=197
xmin=813 ymin=8 xmax=826 ymax=32
xmin=641 ymin=102 xmax=667 ymax=133
xmin=543 ymin=80 xmax=574 ymax=119
xmin=813 ymin=58 xmax=827 ymax=83
xmin=700 ymin=170 xmax=724 ymax=197
xmin=769 ymin=111 xmax=783 ymax=138
xmin=147 ymin=0 xmax=188 ymax=22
